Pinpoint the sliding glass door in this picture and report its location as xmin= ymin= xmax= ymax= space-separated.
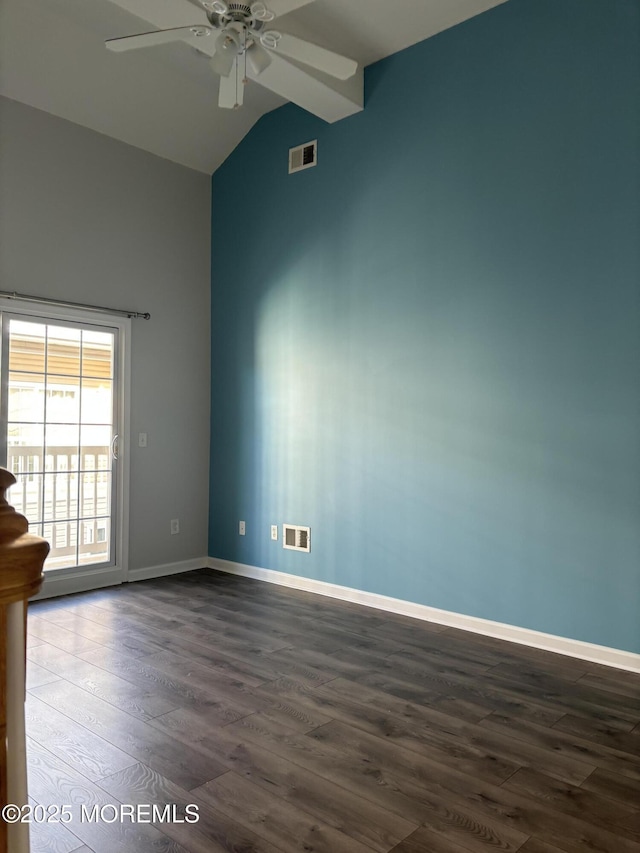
xmin=0 ymin=313 xmax=119 ymax=573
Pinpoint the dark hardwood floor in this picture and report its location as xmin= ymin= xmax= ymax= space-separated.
xmin=23 ymin=568 xmax=640 ymax=853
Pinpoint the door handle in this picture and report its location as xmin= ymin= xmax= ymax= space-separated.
xmin=111 ymin=434 xmax=119 ymax=461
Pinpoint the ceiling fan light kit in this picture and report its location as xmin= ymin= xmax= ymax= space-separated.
xmin=211 ymin=28 xmax=242 ymax=77
xmin=105 ymin=0 xmax=358 ymax=116
xmin=246 ymin=42 xmax=272 ymax=75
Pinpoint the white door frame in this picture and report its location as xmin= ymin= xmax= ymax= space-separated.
xmin=0 ymin=297 xmax=131 ymax=598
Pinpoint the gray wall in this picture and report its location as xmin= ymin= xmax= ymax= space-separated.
xmin=0 ymin=96 xmax=211 ymax=572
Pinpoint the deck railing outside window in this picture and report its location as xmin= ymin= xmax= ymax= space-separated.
xmin=7 ymin=446 xmax=110 ymax=569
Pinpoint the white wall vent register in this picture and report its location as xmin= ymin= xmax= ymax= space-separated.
xmin=283 ymin=524 xmax=311 ymax=552
xmin=289 ymin=140 xmax=317 ymax=174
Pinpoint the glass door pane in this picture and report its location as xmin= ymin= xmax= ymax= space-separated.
xmin=1 ymin=316 xmax=117 ymax=571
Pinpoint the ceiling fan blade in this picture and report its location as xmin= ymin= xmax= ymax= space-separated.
xmin=262 ymin=32 xmax=357 ymax=80
xmin=246 ymin=42 xmax=272 ymax=76
xmin=247 ymin=52 xmax=362 ymax=122
xmin=106 ymin=26 xmax=212 ymax=52
xmin=218 ymin=63 xmax=244 ymax=108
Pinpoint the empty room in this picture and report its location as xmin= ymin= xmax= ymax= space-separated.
xmin=0 ymin=0 xmax=639 ymax=851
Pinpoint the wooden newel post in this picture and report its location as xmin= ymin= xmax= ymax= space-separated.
xmin=0 ymin=467 xmax=49 ymax=853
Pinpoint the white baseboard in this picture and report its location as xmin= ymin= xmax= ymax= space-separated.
xmin=207 ymin=557 xmax=640 ymax=674
xmin=32 ymin=565 xmax=124 ymax=600
xmin=127 ymin=557 xmax=208 ymax=583
xmin=32 ymin=557 xmax=208 ymax=601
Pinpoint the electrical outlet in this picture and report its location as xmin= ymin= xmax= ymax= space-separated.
xmin=170 ymin=519 xmax=179 ymax=535
xmin=271 ymin=525 xmax=278 ymax=541
xmin=138 ymin=432 xmax=147 ymax=447
xmin=239 ymin=520 xmax=246 ymax=535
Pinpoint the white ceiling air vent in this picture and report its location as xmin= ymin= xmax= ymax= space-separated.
xmin=289 ymin=140 xmax=317 ymax=174
xmin=282 ymin=524 xmax=311 ymax=552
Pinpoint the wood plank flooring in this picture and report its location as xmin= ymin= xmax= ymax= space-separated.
xmin=23 ymin=569 xmax=640 ymax=853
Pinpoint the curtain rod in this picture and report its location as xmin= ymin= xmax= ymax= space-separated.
xmin=0 ymin=290 xmax=150 ymax=320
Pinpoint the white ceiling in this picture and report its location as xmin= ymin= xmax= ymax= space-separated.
xmin=0 ymin=0 xmax=508 ymax=174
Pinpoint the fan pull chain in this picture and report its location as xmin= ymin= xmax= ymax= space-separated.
xmin=233 ymin=26 xmax=246 ymax=109
xmin=242 ymin=28 xmax=248 ymax=85
xmin=234 ymin=56 xmax=238 ymax=108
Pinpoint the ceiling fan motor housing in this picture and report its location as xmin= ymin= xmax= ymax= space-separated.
xmin=208 ymin=7 xmax=266 ymax=33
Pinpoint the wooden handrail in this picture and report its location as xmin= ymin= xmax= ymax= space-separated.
xmin=0 ymin=467 xmax=49 ymax=853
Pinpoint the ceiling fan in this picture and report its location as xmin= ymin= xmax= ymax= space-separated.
xmin=105 ymin=0 xmax=358 ymax=112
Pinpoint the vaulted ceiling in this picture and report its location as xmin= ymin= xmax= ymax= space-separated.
xmin=0 ymin=0 xmax=509 ymax=173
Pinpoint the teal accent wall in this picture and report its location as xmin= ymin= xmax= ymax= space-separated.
xmin=210 ymin=0 xmax=640 ymax=653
